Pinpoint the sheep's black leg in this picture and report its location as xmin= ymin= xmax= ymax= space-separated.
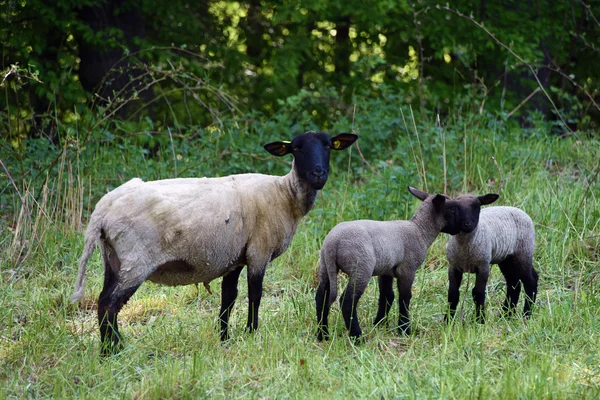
xmin=499 ymin=258 xmax=521 ymax=316
xmin=396 ymin=273 xmax=415 ymax=335
xmin=97 ymin=244 xmax=140 ymax=357
xmin=472 ymin=268 xmax=489 ymax=324
xmin=373 ymin=275 xmax=394 ymax=327
xmin=246 ymin=268 xmax=266 ymax=333
xmin=315 ymin=275 xmax=331 ymax=341
xmin=522 ymin=268 xmax=539 ymax=318
xmin=219 ymin=266 xmax=243 ymax=341
xmin=98 ymin=284 xmax=140 ymax=357
xmin=97 ymin=258 xmax=140 ymax=357
xmin=340 ymin=279 xmax=365 ymax=340
xmin=446 ymin=268 xmax=463 ymax=322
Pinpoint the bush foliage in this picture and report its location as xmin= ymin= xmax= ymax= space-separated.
xmin=2 ymin=0 xmax=599 ymax=140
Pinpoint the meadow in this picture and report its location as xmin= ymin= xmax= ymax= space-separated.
xmin=1 ymin=112 xmax=599 ymax=398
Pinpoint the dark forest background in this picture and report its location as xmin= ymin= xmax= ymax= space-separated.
xmin=2 ymin=0 xmax=599 ymax=145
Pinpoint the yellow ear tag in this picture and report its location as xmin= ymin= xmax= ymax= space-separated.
xmin=332 ymin=140 xmax=341 ymax=149
xmin=277 ymin=141 xmax=291 ymax=155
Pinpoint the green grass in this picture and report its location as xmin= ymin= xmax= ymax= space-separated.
xmin=1 ymin=120 xmax=599 ymax=399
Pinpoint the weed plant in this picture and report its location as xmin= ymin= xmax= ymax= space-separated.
xmin=1 ymin=106 xmax=599 ymax=398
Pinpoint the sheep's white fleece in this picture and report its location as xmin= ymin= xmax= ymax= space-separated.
xmin=71 ymin=168 xmax=314 ymax=302
xmin=446 ymin=206 xmax=535 ymax=272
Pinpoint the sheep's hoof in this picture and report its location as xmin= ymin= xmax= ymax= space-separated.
xmin=100 ymin=341 xmax=123 ymax=358
xmin=220 ymin=329 xmax=230 ymax=342
xmin=244 ymin=324 xmax=257 ymax=334
xmin=443 ymin=314 xmax=455 ymax=324
xmin=316 ymin=332 xmax=329 ymax=342
xmin=316 ymin=328 xmax=329 ymax=342
xmin=348 ymin=333 xmax=364 ymax=344
xmin=398 ymin=324 xmax=411 ymax=336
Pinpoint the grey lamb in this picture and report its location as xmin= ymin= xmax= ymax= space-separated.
xmin=71 ymin=131 xmax=357 ymax=356
xmin=315 ymin=186 xmax=464 ymax=341
xmin=446 ymin=194 xmax=539 ymax=323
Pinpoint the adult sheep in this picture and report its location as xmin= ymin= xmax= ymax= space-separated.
xmin=445 ymin=194 xmax=538 ymax=323
xmin=71 ymin=131 xmax=357 ymax=355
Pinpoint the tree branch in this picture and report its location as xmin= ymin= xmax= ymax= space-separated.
xmin=439 ymin=5 xmax=574 ymax=133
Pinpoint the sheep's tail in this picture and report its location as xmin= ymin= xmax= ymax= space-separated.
xmin=320 ymin=246 xmax=339 ymax=307
xmin=70 ymin=218 xmax=101 ymax=303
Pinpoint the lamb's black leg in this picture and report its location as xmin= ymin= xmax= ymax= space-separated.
xmin=340 ymin=280 xmax=365 ymax=340
xmin=396 ymin=272 xmax=415 ymax=335
xmin=246 ymin=268 xmax=266 ymax=333
xmin=499 ymin=258 xmax=521 ymax=316
xmin=522 ymin=268 xmax=539 ymax=317
xmin=219 ymin=266 xmax=243 ymax=341
xmin=315 ymin=275 xmax=331 ymax=341
xmin=373 ymin=275 xmax=395 ymax=327
xmin=472 ymin=268 xmax=489 ymax=324
xmin=447 ymin=268 xmax=463 ymax=321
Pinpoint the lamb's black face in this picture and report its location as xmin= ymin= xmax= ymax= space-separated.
xmin=447 ymin=193 xmax=500 ymax=235
xmin=440 ymin=198 xmax=465 ymax=235
xmin=264 ymin=131 xmax=358 ymax=190
xmin=455 ymin=197 xmax=482 ymax=234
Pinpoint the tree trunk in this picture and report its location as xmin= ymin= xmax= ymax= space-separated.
xmin=77 ymin=0 xmax=152 ymax=117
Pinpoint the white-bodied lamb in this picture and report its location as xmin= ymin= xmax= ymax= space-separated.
xmin=71 ymin=131 xmax=357 ymax=356
xmin=446 ymin=195 xmax=538 ymax=323
xmin=315 ymin=186 xmax=464 ymax=341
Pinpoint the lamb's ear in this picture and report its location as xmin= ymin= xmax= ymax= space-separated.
xmin=432 ymin=194 xmax=446 ymax=211
xmin=264 ymin=141 xmax=292 ymax=156
xmin=478 ymin=193 xmax=499 ymax=205
xmin=330 ymin=133 xmax=358 ymax=150
xmin=407 ymin=186 xmax=430 ymax=201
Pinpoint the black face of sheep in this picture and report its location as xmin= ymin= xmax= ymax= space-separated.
xmin=451 ymin=193 xmax=499 ymax=233
xmin=264 ymin=132 xmax=358 ymax=190
xmin=406 ymin=187 xmax=465 ymax=236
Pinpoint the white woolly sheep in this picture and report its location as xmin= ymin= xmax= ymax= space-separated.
xmin=315 ymin=186 xmax=464 ymax=341
xmin=71 ymin=131 xmax=357 ymax=356
xmin=445 ymin=195 xmax=538 ymax=323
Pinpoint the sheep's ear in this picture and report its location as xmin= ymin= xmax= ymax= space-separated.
xmin=478 ymin=193 xmax=499 ymax=205
xmin=264 ymin=141 xmax=292 ymax=156
xmin=432 ymin=194 xmax=446 ymax=211
xmin=407 ymin=186 xmax=430 ymax=201
xmin=330 ymin=133 xmax=358 ymax=150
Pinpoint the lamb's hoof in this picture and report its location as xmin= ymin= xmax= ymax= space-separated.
xmin=100 ymin=342 xmax=123 ymax=359
xmin=349 ymin=334 xmax=364 ymax=345
xmin=220 ymin=329 xmax=231 ymax=342
xmin=244 ymin=324 xmax=257 ymax=334
xmin=316 ymin=329 xmax=330 ymax=342
xmin=398 ymin=325 xmax=411 ymax=336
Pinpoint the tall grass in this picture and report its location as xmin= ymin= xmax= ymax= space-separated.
xmin=1 ymin=112 xmax=599 ymax=398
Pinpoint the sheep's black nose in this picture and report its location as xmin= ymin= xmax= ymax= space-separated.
xmin=312 ymin=168 xmax=326 ymax=178
xmin=463 ymin=221 xmax=472 ymax=228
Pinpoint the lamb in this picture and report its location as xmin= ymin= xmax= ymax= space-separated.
xmin=71 ymin=131 xmax=357 ymax=356
xmin=315 ymin=186 xmax=464 ymax=341
xmin=445 ymin=194 xmax=539 ymax=323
